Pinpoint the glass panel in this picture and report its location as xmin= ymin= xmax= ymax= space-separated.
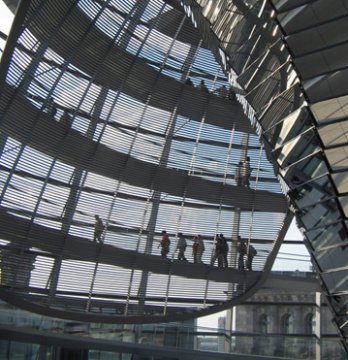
xmin=266 ymin=107 xmax=312 ymax=150
xmin=294 ymin=152 xmax=328 ymax=179
xmin=259 ymin=84 xmax=304 ymax=141
xmin=326 ymin=147 xmax=348 ymax=172
xmin=315 ymin=245 xmax=348 ymax=272
xmin=330 ymin=293 xmax=348 ymax=315
xmin=332 ymin=172 xmax=348 ymax=194
xmin=305 ymin=221 xmax=347 ymax=250
xmin=310 ymin=94 xmax=348 ymax=125
xmin=339 ymin=196 xmax=348 ymax=217
xmin=289 ymin=175 xmax=335 ymax=209
xmin=322 ymin=271 xmax=348 ymax=294
xmin=299 ymin=198 xmax=340 ymax=231
xmin=276 ymin=129 xmax=320 ymax=169
xmin=319 ymin=121 xmax=348 ymax=148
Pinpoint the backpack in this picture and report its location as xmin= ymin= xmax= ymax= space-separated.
xmin=238 ymin=242 xmax=247 ymax=255
xmin=250 ymin=246 xmax=257 ymax=256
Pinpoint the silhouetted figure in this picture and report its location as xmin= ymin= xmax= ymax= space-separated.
xmin=211 ymin=234 xmax=224 ymax=267
xmin=193 ymin=235 xmax=204 ymax=263
xmin=241 ymin=157 xmax=251 ymax=187
xmin=47 ymin=96 xmax=57 ymax=117
xmin=235 ymin=161 xmax=243 ymax=186
xmin=185 ymin=77 xmax=193 ymax=86
xmin=59 ymin=109 xmax=71 ymax=128
xmin=247 ymin=245 xmax=257 ymax=271
xmin=192 ymin=237 xmax=198 ymax=263
xmin=197 ymin=235 xmax=205 ymax=263
xmin=177 ymin=232 xmax=187 ymax=261
xmin=290 ymin=174 xmax=312 ymax=192
xmin=237 ymin=237 xmax=247 ymax=270
xmin=220 ymin=233 xmax=229 ymax=268
xmin=287 ymin=187 xmax=301 ymax=201
xmin=216 ymin=85 xmax=228 ymax=98
xmin=198 ymin=80 xmax=209 ymax=93
xmin=228 ymin=87 xmax=236 ymax=101
xmin=236 ymin=157 xmax=251 ymax=187
xmin=159 ymin=230 xmax=170 ymax=258
xmin=94 ymin=215 xmax=105 ymax=243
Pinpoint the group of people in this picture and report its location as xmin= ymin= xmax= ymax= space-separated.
xmin=159 ymin=231 xmax=205 ymax=264
xmin=211 ymin=233 xmax=229 ymax=267
xmin=185 ymin=78 xmax=236 ymax=100
xmin=237 ymin=236 xmax=257 ymax=271
xmin=93 ymin=216 xmax=257 ymax=271
xmin=185 ymin=78 xmax=210 ymax=93
xmin=159 ymin=231 xmax=257 ymax=271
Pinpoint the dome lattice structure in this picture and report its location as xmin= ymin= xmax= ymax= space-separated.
xmin=0 ymin=0 xmax=290 ymax=323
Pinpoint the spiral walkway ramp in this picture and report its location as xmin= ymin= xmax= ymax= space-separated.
xmin=0 ymin=0 xmax=292 ymax=323
xmin=180 ymin=0 xmax=348 ymax=351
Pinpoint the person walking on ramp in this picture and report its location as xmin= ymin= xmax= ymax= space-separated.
xmin=159 ymin=230 xmax=170 ymax=259
xmin=94 ymin=215 xmax=105 ymax=243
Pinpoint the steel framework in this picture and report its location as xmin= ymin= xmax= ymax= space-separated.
xmin=0 ymin=0 xmax=291 ymax=323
